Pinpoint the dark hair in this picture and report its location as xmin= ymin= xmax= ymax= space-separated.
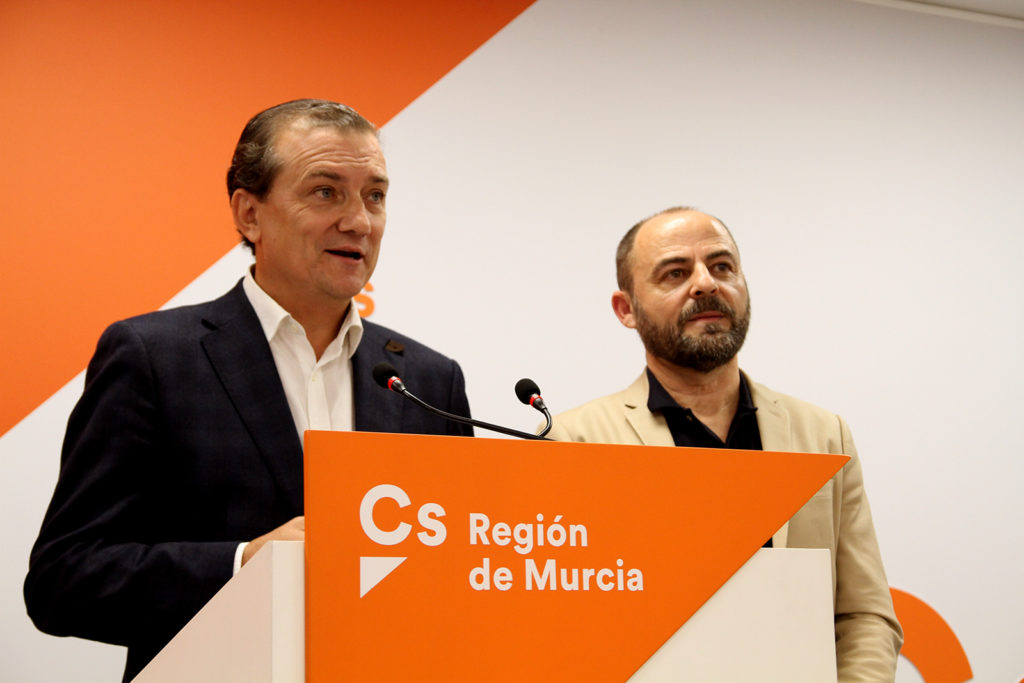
xmin=615 ymin=206 xmax=736 ymax=293
xmin=226 ymin=99 xmax=378 ymax=250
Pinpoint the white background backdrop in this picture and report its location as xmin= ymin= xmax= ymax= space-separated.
xmin=3 ymin=1 xmax=1022 ymax=680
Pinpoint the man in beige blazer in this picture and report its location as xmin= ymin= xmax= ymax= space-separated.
xmin=547 ymin=206 xmax=902 ymax=682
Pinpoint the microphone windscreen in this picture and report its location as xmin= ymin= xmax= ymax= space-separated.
xmin=515 ymin=378 xmax=541 ymax=405
xmin=372 ymin=362 xmax=399 ymax=389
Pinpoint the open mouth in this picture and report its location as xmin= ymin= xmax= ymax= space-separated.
xmin=326 ymin=249 xmax=363 ymax=260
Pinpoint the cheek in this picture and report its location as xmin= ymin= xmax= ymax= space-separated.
xmin=727 ymin=284 xmax=749 ymax=306
xmin=368 ymin=223 xmax=386 ymax=249
xmin=666 ymin=292 xmax=692 ymax=313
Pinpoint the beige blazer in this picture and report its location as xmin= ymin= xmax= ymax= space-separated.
xmin=547 ymin=371 xmax=903 ymax=682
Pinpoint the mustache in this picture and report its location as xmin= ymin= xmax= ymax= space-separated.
xmin=679 ymin=297 xmax=736 ymax=324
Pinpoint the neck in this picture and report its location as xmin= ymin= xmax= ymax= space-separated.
xmin=646 ymin=353 xmax=741 ymax=440
xmin=252 ymin=270 xmax=350 ymax=360
xmin=297 ymin=303 xmax=350 ymax=360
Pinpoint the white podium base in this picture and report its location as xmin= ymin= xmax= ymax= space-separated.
xmin=628 ymin=548 xmax=837 ymax=683
xmin=133 ymin=541 xmax=304 ymax=683
xmin=134 ymin=545 xmax=834 ymax=682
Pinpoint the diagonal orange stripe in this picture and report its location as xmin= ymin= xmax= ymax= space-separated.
xmin=890 ymin=588 xmax=973 ymax=683
xmin=0 ymin=0 xmax=535 ymax=436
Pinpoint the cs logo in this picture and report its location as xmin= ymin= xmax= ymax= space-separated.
xmin=358 ymin=484 xmax=446 ymax=597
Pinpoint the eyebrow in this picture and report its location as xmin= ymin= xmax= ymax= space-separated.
xmin=653 ymin=249 xmax=737 ymax=271
xmin=706 ymin=248 xmax=737 ymax=262
xmin=307 ymin=170 xmax=341 ymax=182
xmin=306 ymin=170 xmax=390 ymax=187
xmin=654 ymin=256 xmax=692 ymax=271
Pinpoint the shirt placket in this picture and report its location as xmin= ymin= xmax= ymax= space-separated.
xmin=307 ymin=361 xmax=331 ymax=431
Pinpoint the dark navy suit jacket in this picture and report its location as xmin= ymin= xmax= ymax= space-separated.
xmin=24 ymin=280 xmax=472 ymax=680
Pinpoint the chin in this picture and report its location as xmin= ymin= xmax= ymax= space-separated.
xmin=319 ymin=277 xmax=364 ymax=301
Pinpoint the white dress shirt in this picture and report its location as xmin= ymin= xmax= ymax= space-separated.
xmin=242 ymin=269 xmax=363 ymax=438
xmin=233 ymin=269 xmax=364 ymax=572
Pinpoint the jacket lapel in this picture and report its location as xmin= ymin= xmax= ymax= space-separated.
xmin=351 ymin=321 xmax=406 ymax=433
xmin=749 ymin=378 xmax=791 ymax=548
xmin=200 ymin=281 xmax=305 ymax=510
xmin=622 ymin=373 xmax=676 ymax=447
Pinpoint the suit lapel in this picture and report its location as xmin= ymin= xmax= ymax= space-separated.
xmin=622 ymin=373 xmax=676 ymax=447
xmin=750 ymin=378 xmax=791 ymax=548
xmin=352 ymin=321 xmax=406 ymax=433
xmin=750 ymin=381 xmax=790 ymax=453
xmin=200 ymin=282 xmax=305 ymax=510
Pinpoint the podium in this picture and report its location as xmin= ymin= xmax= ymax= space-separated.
xmin=134 ymin=432 xmax=846 ymax=681
xmin=134 ymin=543 xmax=835 ymax=682
xmin=133 ymin=541 xmax=304 ymax=683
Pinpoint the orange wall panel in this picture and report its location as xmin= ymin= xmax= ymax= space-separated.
xmin=0 ymin=0 xmax=535 ymax=435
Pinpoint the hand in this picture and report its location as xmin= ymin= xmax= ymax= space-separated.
xmin=241 ymin=516 xmax=304 ymax=566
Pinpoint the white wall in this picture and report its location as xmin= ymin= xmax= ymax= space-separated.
xmin=3 ymin=0 xmax=1021 ymax=680
xmin=377 ymin=1 xmax=1024 ymax=680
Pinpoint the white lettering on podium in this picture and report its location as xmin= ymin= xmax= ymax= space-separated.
xmin=468 ymin=513 xmax=589 ymax=555
xmin=468 ymin=557 xmax=514 ymax=591
xmin=416 ymin=502 xmax=447 ymax=546
xmin=359 ymin=484 xmax=447 ymax=547
xmin=360 ymin=484 xmax=412 ymax=545
xmin=524 ymin=559 xmax=644 ymax=592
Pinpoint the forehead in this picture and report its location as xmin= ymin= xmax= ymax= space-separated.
xmin=633 ymin=211 xmax=738 ymax=269
xmin=271 ymin=123 xmax=386 ymax=180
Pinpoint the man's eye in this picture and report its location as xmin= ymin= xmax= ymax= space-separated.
xmin=315 ymin=187 xmax=334 ymax=199
xmin=713 ymin=262 xmax=733 ymax=273
xmin=368 ymin=190 xmax=385 ymax=203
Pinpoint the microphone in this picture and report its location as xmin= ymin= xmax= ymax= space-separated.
xmin=372 ymin=362 xmax=550 ymax=440
xmin=372 ymin=363 xmax=405 ymax=393
xmin=515 ymin=378 xmax=552 ymax=437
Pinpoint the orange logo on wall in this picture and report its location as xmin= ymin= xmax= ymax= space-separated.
xmin=891 ymin=588 xmax=974 ymax=683
xmin=354 ymin=282 xmax=375 ymax=318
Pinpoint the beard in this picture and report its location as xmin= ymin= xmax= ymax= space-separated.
xmin=634 ymin=295 xmax=751 ymax=373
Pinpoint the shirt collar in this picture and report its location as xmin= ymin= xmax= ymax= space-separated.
xmin=242 ymin=268 xmax=364 ymax=359
xmin=645 ymin=366 xmax=757 ymax=416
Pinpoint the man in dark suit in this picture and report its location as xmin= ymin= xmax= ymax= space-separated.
xmin=24 ymin=99 xmax=472 ymax=681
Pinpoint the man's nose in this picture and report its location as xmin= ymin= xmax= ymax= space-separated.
xmin=336 ymin=198 xmax=372 ymax=235
xmin=690 ymin=263 xmax=719 ymax=297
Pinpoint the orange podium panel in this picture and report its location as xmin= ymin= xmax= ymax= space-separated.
xmin=304 ymin=432 xmax=847 ymax=682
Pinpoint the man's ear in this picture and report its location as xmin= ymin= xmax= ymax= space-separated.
xmin=230 ymin=189 xmax=261 ymax=247
xmin=611 ymin=290 xmax=637 ymax=329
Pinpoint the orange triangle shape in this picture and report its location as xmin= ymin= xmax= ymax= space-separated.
xmin=0 ymin=0 xmax=536 ymax=437
xmin=305 ymin=431 xmax=846 ymax=681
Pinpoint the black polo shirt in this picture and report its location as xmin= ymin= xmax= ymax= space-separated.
xmin=645 ymin=368 xmax=763 ymax=450
xmin=646 ymin=367 xmax=772 ymax=547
